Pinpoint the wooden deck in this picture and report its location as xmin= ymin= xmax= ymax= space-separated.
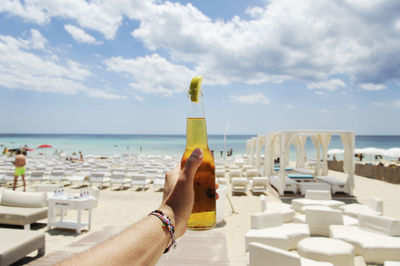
xmin=158 ymin=229 xmax=229 ymax=266
xmin=26 ymin=227 xmax=228 ymax=266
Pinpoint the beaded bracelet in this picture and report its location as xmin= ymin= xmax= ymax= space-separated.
xmin=149 ymin=210 xmax=177 ymax=253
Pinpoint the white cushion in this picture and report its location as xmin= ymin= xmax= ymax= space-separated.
xmin=292 ymin=199 xmax=345 ymax=212
xmin=267 ymin=202 xmax=295 ymax=223
xmin=368 ymin=196 xmax=383 ymax=213
xmin=245 ymin=223 xmax=310 ymax=251
xmin=305 ymin=190 xmax=332 ymax=200
xmin=340 ymin=203 xmax=382 ymax=218
xmin=1 ymin=190 xmax=47 ymax=208
xmin=306 ymin=207 xmax=343 ymax=236
xmin=330 ymin=225 xmax=400 ymax=263
xmin=248 ymin=242 xmax=334 ymax=266
xmin=358 ymin=214 xmax=400 ymax=236
xmin=297 ymin=237 xmax=354 ymax=266
xmin=251 ymin=211 xmax=282 ymax=229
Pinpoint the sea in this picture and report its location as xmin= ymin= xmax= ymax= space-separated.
xmin=0 ymin=134 xmax=399 ymax=161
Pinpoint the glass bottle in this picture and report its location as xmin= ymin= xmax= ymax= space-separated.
xmin=181 ymin=76 xmax=216 ymax=230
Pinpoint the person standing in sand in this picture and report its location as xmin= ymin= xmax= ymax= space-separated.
xmin=13 ymin=150 xmax=26 ymax=191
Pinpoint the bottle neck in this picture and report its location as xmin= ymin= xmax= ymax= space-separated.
xmin=186 ymin=94 xmax=209 ymax=149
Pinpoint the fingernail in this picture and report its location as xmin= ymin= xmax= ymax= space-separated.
xmin=191 ymin=148 xmax=203 ymax=159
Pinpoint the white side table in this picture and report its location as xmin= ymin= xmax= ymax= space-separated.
xmin=47 ymin=196 xmax=97 ymax=233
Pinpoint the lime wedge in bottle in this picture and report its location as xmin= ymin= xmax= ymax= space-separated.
xmin=189 ymin=76 xmax=203 ymax=102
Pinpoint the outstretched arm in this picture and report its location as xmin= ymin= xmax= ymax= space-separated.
xmin=57 ymin=148 xmax=203 ymax=266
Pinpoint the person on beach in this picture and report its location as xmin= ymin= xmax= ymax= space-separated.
xmin=13 ymin=150 xmax=27 ymax=191
xmin=58 ymin=148 xmax=204 ymax=266
xmin=79 ymin=151 xmax=84 ymax=161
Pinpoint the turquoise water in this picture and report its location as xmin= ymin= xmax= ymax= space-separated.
xmin=0 ymin=134 xmax=399 ymax=160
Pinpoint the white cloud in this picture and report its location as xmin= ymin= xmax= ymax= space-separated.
xmin=64 ymin=24 xmax=99 ymax=44
xmin=104 ymin=54 xmax=195 ymax=96
xmin=285 ymin=104 xmax=294 ymax=109
xmin=134 ymin=96 xmax=145 ymax=102
xmin=372 ymin=100 xmax=400 ymax=109
xmin=229 ymin=93 xmax=270 ymax=104
xmin=372 ymin=102 xmax=384 ymax=107
xmin=29 ymin=29 xmax=47 ymax=49
xmin=307 ymin=79 xmax=346 ymax=91
xmin=314 ymin=91 xmax=324 ymax=95
xmin=1 ymin=0 xmax=400 ymax=87
xmin=321 ymin=109 xmax=328 ymax=114
xmin=361 ymin=83 xmax=387 ymax=91
xmin=346 ymin=104 xmax=358 ymax=110
xmin=394 ymin=100 xmax=400 ymax=109
xmin=0 ymin=33 xmax=124 ymax=99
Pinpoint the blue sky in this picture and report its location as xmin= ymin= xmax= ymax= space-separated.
xmin=0 ymin=0 xmax=399 ymax=135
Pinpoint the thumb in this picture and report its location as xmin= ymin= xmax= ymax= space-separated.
xmin=182 ymin=148 xmax=203 ymax=179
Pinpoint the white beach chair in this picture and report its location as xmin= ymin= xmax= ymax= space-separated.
xmin=153 ymin=174 xmax=165 ymax=191
xmin=68 ymin=169 xmax=91 ymax=188
xmin=297 ymin=182 xmax=331 ymax=196
xmin=269 ymin=175 xmax=297 ymax=194
xmin=262 ymin=198 xmax=295 ymax=223
xmin=330 ymin=214 xmax=400 ymax=264
xmin=231 ymin=177 xmax=248 ymax=194
xmin=248 ymin=242 xmax=333 ymax=266
xmin=305 ymin=206 xmax=357 ymax=236
xmin=229 ymin=169 xmax=242 ymax=182
xmin=245 ymin=211 xmax=310 ymax=251
xmin=216 ymin=169 xmax=225 ymax=178
xmin=89 ymin=171 xmax=110 ymax=189
xmin=339 ymin=196 xmax=383 ymax=218
xmin=130 ymin=173 xmax=151 ymax=191
xmin=3 ymin=171 xmax=15 ymax=185
xmin=28 ymin=170 xmax=46 ymax=184
xmin=245 ymin=168 xmax=259 ymax=180
xmin=250 ymin=177 xmax=269 ymax=193
xmin=316 ymin=176 xmax=349 ymax=194
xmin=292 ymin=190 xmax=345 ymax=212
xmin=109 ymin=172 xmax=130 ymax=190
xmin=48 ymin=170 xmax=65 ymax=184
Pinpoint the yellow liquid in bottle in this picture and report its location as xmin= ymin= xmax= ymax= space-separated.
xmin=181 ymin=117 xmax=216 ymax=230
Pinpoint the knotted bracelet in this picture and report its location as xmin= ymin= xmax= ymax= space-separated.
xmin=149 ymin=210 xmax=177 ymax=253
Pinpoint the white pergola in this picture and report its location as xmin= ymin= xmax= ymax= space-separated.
xmin=246 ymin=130 xmax=355 ymax=195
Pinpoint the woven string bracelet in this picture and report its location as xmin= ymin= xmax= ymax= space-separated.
xmin=149 ymin=210 xmax=177 ymax=253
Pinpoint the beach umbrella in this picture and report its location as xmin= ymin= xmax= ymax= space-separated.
xmin=328 ymin=149 xmax=344 ymax=155
xmin=37 ymin=144 xmax=53 ymax=149
xmin=384 ymin=148 xmax=400 ymax=158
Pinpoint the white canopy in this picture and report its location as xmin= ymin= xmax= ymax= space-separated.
xmin=249 ymin=130 xmax=355 ymax=196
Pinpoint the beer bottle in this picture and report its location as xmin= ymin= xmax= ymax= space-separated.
xmin=181 ymin=76 xmax=216 ymax=230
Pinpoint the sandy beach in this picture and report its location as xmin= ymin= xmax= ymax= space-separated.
xmin=4 ymin=164 xmax=397 ymax=266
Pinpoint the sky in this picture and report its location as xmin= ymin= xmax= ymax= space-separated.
xmin=0 ymin=0 xmax=399 ymax=135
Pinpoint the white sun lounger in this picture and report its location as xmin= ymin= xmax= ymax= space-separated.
xmin=130 ymin=173 xmax=151 ymax=190
xmin=250 ymin=177 xmax=269 ymax=193
xmin=269 ymin=175 xmax=297 ymax=194
xmin=292 ymin=190 xmax=345 ymax=212
xmin=339 ymin=196 xmax=383 ymax=218
xmin=245 ymin=211 xmax=310 ymax=251
xmin=316 ymin=176 xmax=348 ymax=194
xmin=153 ymin=174 xmax=165 ymax=191
xmin=330 ymin=214 xmax=400 ymax=264
xmin=248 ymin=242 xmax=333 ymax=266
xmin=109 ymin=172 xmax=130 ymax=190
xmin=89 ymin=172 xmax=110 ymax=189
xmin=0 ymin=228 xmax=45 ymax=266
xmin=231 ymin=177 xmax=248 ymax=193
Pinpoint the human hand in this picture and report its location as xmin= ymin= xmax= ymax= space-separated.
xmin=160 ymin=148 xmax=203 ymax=238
